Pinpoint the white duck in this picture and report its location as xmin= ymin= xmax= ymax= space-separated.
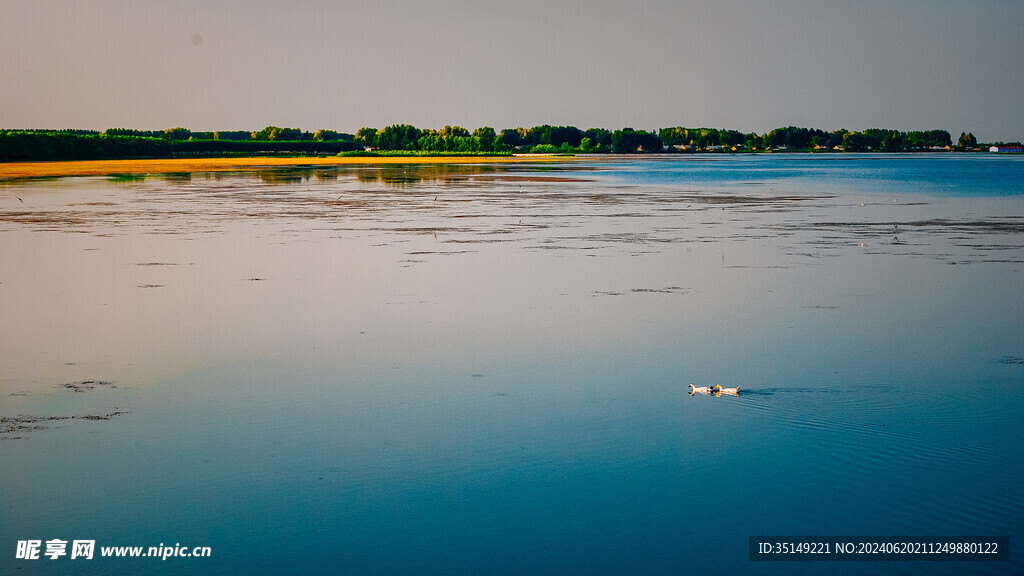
xmin=689 ymin=383 xmax=714 ymax=395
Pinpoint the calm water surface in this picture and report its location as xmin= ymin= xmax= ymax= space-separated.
xmin=2 ymin=155 xmax=1022 ymax=574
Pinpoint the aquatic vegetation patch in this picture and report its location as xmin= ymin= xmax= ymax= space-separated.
xmin=1 ymin=412 xmax=127 ymax=439
xmin=630 ymin=286 xmax=690 ymax=294
xmin=61 ymin=380 xmax=116 ymax=393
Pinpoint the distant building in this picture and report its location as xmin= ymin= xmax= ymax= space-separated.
xmin=989 ymin=145 xmax=1022 ymax=153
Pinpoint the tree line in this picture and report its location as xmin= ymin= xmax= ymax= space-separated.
xmin=1 ymin=124 xmax=1015 ymax=161
xmin=352 ymin=125 xmax=663 ymax=154
xmin=659 ymin=126 xmax=964 ymax=152
xmin=103 ymin=126 xmax=356 ymax=142
xmin=0 ymin=128 xmax=362 ymax=161
xmin=343 ymin=124 xmax=986 ymax=153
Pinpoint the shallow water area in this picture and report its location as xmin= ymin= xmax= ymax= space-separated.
xmin=2 ymin=155 xmax=1023 ymax=574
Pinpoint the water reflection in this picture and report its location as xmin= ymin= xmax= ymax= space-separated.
xmin=88 ymin=163 xmax=524 ymax=188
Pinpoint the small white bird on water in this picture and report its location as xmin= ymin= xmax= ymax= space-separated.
xmin=689 ymin=383 xmax=714 ymax=395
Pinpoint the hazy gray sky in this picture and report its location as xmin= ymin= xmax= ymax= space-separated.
xmin=2 ymin=0 xmax=1022 ymax=140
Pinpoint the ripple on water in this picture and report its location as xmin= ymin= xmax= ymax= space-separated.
xmin=709 ymin=380 xmax=1024 ymax=532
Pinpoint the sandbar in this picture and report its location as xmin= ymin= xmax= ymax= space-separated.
xmin=0 ymin=154 xmax=564 ymax=180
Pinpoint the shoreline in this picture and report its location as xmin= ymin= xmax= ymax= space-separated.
xmin=0 ymin=154 xmax=564 ymax=180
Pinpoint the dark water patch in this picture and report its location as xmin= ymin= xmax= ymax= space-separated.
xmin=593 ymin=286 xmax=690 ymax=296
xmin=793 ymin=218 xmax=1024 ymax=237
xmin=471 ymin=175 xmax=594 ymax=183
xmin=954 ymin=244 xmax=1024 ymax=251
xmin=0 ymin=211 xmax=109 ymax=229
xmin=391 ymin=227 xmax=476 ymax=234
xmin=785 ymin=251 xmax=837 ymax=259
xmin=630 ymin=287 xmax=690 ymax=294
xmin=444 ymin=238 xmax=517 ymax=245
xmin=1 ymin=411 xmax=128 ymax=439
xmin=62 ymin=380 xmax=116 ymax=392
xmin=696 ymin=194 xmax=818 ymax=205
xmin=959 ymin=258 xmax=1024 ymax=265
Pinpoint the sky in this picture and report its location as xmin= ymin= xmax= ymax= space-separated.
xmin=2 ymin=0 xmax=1022 ymax=141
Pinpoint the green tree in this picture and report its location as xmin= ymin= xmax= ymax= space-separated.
xmin=313 ymin=129 xmax=342 ymax=142
xmin=530 ymin=144 xmax=560 ymax=153
xmin=375 ymin=124 xmax=421 ymax=150
xmin=438 ymin=126 xmax=472 ymax=151
xmin=251 ymin=126 xmax=302 ymax=141
xmin=842 ymin=131 xmax=874 ymax=152
xmin=584 ymin=128 xmax=612 ymax=151
xmin=213 ymin=131 xmax=251 ymax=141
xmin=957 ymin=132 xmax=978 ymax=150
xmin=495 ymin=128 xmax=522 ymax=150
xmin=880 ymin=133 xmax=897 ymax=151
xmin=719 ymin=129 xmax=745 ymax=146
xmin=825 ymin=130 xmax=847 ymax=149
xmin=162 ymin=127 xmax=192 ymax=140
xmin=439 ymin=125 xmax=470 ymax=139
xmin=905 ymin=130 xmax=951 ymax=149
xmin=611 ymin=128 xmax=662 ymax=153
xmin=473 ymin=126 xmax=496 ymax=152
xmin=354 ymin=127 xmax=378 ymax=147
xmin=659 ymin=127 xmax=689 ymax=146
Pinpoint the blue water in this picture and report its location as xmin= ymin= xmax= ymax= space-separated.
xmin=588 ymin=153 xmax=1024 ymax=197
xmin=2 ymin=155 xmax=1022 ymax=574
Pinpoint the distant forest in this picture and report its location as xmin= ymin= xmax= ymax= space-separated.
xmin=1 ymin=124 xmax=1018 ymax=162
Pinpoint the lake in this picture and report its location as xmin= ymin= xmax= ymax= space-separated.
xmin=2 ymin=154 xmax=1022 ymax=575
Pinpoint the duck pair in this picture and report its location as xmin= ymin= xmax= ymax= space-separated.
xmin=689 ymin=383 xmax=741 ymax=396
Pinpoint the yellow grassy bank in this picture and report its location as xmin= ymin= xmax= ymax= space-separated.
xmin=0 ymin=155 xmax=562 ymax=180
